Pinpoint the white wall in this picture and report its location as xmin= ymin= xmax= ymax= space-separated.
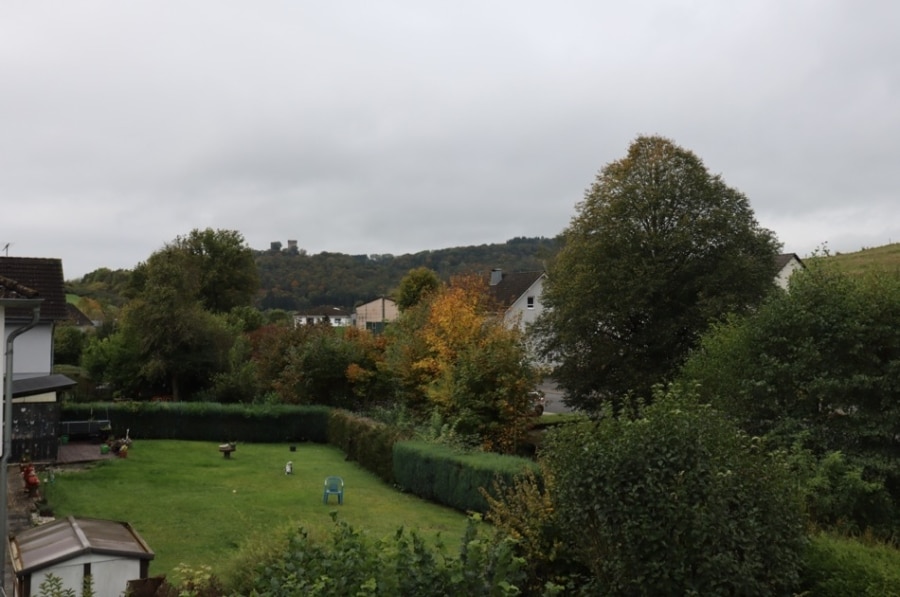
xmin=28 ymin=553 xmax=143 ymax=597
xmin=2 ymin=324 xmax=53 ymax=379
xmin=775 ymin=257 xmax=804 ymax=290
xmin=505 ymin=276 xmax=546 ymax=331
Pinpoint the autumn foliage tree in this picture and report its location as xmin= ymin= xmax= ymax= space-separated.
xmin=386 ymin=274 xmax=538 ymax=452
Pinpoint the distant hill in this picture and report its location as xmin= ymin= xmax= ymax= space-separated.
xmin=66 ymin=236 xmax=560 ymax=313
xmin=67 ymin=239 xmax=898 ymax=315
xmin=254 ymin=236 xmax=560 ymax=311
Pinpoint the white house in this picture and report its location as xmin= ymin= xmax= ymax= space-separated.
xmin=487 ymin=269 xmax=547 ymax=332
xmin=0 ymin=258 xmax=76 ymax=461
xmin=9 ymin=516 xmax=155 ymax=597
xmin=293 ymin=306 xmax=353 ymax=327
xmin=774 ymin=253 xmax=805 ymax=290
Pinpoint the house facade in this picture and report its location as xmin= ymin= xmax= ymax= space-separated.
xmin=355 ymin=297 xmax=398 ymax=332
xmin=487 ymin=269 xmax=547 ymax=332
xmin=0 ymin=258 xmax=75 ymax=461
xmin=775 ymin=253 xmax=804 ymax=290
xmin=293 ymin=306 xmax=353 ymax=327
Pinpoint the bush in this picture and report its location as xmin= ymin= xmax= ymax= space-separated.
xmin=801 ymin=532 xmax=900 ymax=596
xmin=784 ymin=445 xmax=895 ymax=536
xmin=541 ymin=384 xmax=807 ymax=595
xmin=243 ymin=515 xmax=525 ymax=596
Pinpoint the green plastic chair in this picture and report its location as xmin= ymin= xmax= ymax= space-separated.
xmin=323 ymin=476 xmax=344 ymax=505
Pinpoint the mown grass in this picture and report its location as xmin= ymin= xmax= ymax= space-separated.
xmin=42 ymin=440 xmax=470 ymax=582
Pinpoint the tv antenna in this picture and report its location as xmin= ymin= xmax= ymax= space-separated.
xmin=2 ymin=243 xmax=11 ymax=256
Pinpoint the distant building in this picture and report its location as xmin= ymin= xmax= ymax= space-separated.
xmin=355 ymin=297 xmax=398 ymax=332
xmin=487 ymin=269 xmax=547 ymax=332
xmin=294 ymin=306 xmax=353 ymax=327
xmin=774 ymin=253 xmax=805 ymax=290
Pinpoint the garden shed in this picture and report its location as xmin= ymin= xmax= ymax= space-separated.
xmin=8 ymin=516 xmax=155 ymax=597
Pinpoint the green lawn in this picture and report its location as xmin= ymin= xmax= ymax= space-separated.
xmin=43 ymin=440 xmax=470 ymax=582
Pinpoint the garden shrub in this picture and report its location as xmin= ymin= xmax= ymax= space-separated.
xmin=784 ymin=445 xmax=895 ymax=536
xmin=243 ymin=515 xmax=525 ymax=596
xmin=541 ymin=384 xmax=807 ymax=595
xmin=800 ymin=532 xmax=900 ymax=596
xmin=482 ymin=461 xmax=584 ymax=594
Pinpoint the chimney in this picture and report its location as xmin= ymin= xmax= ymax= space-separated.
xmin=490 ymin=268 xmax=503 ymax=286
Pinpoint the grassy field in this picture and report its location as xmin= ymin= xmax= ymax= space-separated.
xmin=43 ymin=440 xmax=470 ymax=583
xmin=818 ymin=242 xmax=900 ymax=276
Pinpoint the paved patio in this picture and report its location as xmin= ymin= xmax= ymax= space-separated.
xmin=56 ymin=441 xmax=116 ymax=464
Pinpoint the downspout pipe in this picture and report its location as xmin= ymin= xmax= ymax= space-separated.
xmin=1 ymin=301 xmax=42 ymax=595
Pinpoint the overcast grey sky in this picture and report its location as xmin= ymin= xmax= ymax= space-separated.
xmin=2 ymin=1 xmax=898 ymax=279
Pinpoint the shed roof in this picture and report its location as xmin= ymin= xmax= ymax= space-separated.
xmin=9 ymin=517 xmax=154 ymax=575
xmin=0 ymin=257 xmax=67 ymax=322
xmin=12 ymin=374 xmax=77 ymax=398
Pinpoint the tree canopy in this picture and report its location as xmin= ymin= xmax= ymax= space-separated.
xmin=680 ymin=261 xmax=900 ymax=512
xmin=535 ymin=135 xmax=780 ymax=413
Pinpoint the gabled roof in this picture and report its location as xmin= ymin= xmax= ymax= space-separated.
xmin=488 ymin=270 xmax=545 ymax=309
xmin=10 ymin=516 xmax=154 ymax=575
xmin=0 ymin=257 xmax=67 ymax=322
xmin=775 ymin=253 xmax=804 ymax=271
xmin=65 ymin=302 xmax=94 ymax=327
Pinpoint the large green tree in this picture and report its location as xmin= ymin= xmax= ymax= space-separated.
xmin=394 ymin=267 xmax=441 ymax=311
xmin=535 ymin=135 xmax=780 ymax=413
xmin=89 ymin=228 xmax=257 ymax=400
xmin=131 ymin=228 xmax=259 ymax=314
xmin=680 ymin=262 xmax=900 ymax=508
xmin=119 ymin=250 xmax=235 ymax=400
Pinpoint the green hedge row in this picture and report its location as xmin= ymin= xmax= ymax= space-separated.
xmin=327 ymin=409 xmax=409 ymax=484
xmin=60 ymin=402 xmax=330 ymax=444
xmin=392 ymin=440 xmax=539 ymax=513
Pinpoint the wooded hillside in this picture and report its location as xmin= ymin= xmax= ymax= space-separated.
xmin=67 ymin=236 xmax=560 ymax=312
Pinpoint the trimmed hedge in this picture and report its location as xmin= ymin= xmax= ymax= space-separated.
xmin=60 ymin=402 xmax=330 ymax=443
xmin=393 ymin=440 xmax=538 ymax=513
xmin=327 ymin=409 xmax=408 ymax=484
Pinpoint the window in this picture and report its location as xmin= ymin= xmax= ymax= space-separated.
xmin=527 ymin=296 xmax=535 ymax=309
